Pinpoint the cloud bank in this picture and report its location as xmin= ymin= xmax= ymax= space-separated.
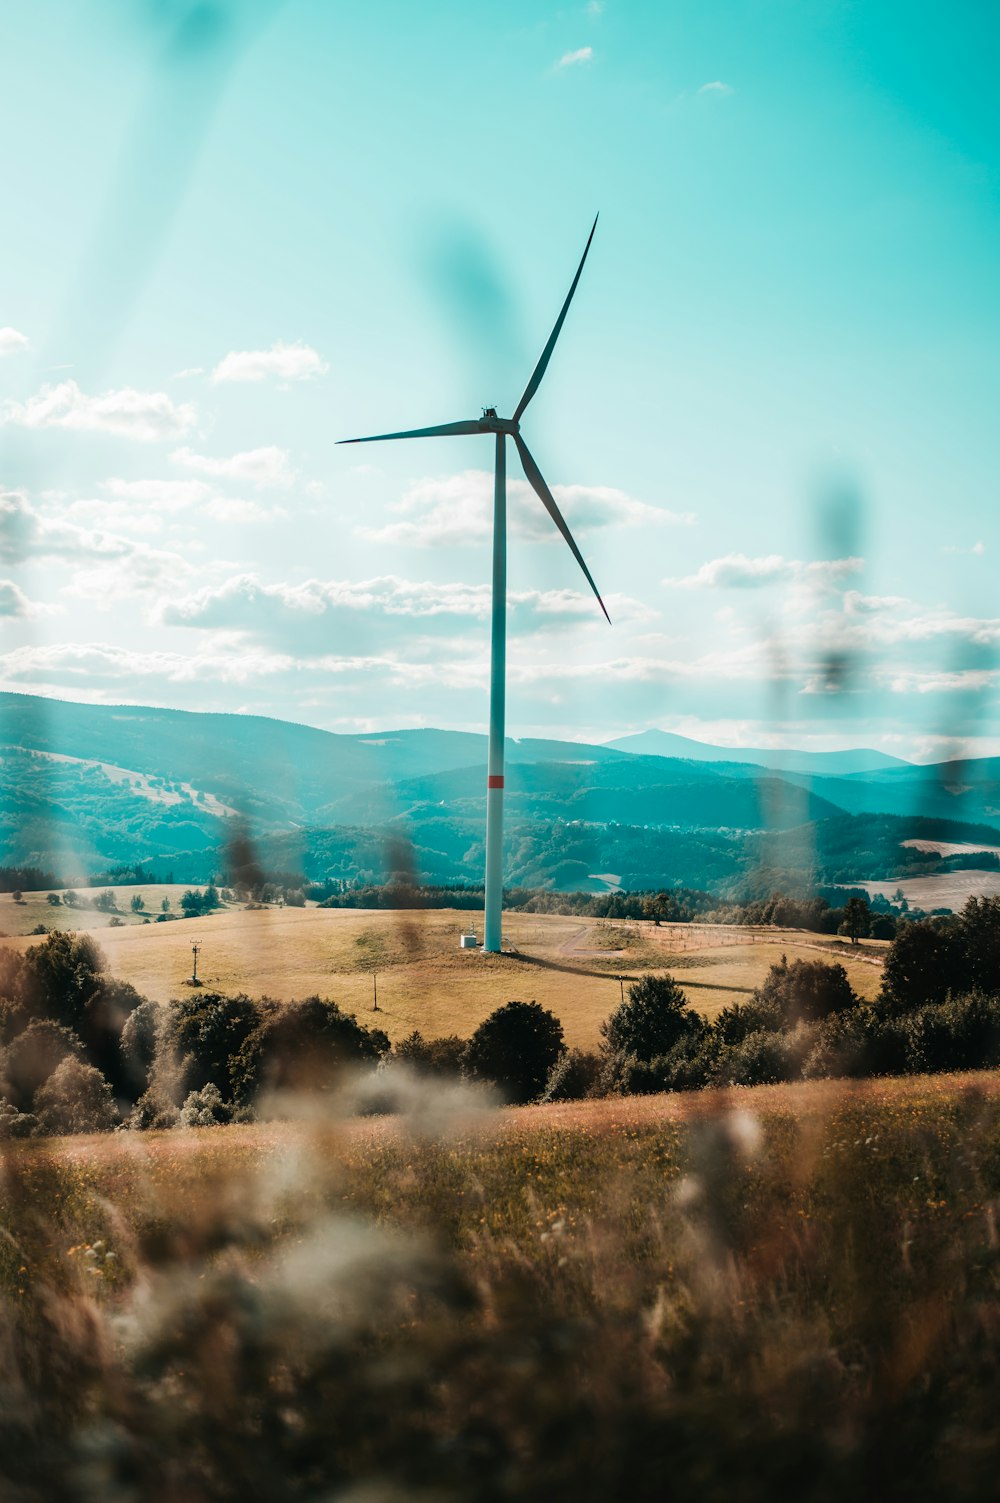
xmin=2 ymin=381 xmax=195 ymax=441
xmin=212 ymin=341 xmax=328 ymax=384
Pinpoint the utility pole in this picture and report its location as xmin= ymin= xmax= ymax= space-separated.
xmin=372 ymin=971 xmax=379 ymax=1011
xmin=191 ymin=941 xmax=200 ymax=985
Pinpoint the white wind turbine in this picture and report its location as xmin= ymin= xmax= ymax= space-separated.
xmin=339 ymin=216 xmax=610 ymax=953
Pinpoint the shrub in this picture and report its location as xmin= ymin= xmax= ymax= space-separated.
xmin=1 ymin=1019 xmax=84 ymax=1111
xmin=34 ymin=1056 xmax=117 ymax=1135
xmin=660 ymin=1032 xmax=719 ymax=1092
xmin=901 ymin=991 xmax=1000 ymax=1076
xmin=803 ymin=1007 xmax=906 ymax=1081
xmin=18 ymin=930 xmax=107 ymax=1030
xmin=77 ymin=978 xmax=145 ymax=1100
xmin=880 ymin=920 xmax=964 ymax=1012
xmin=959 ymin=897 xmax=1000 ymax=995
xmin=600 ymin=973 xmax=701 ymax=1061
xmin=392 ymin=1031 xmax=466 ymax=1081
xmin=714 ymin=1030 xmax=797 ymax=1088
xmin=120 ymin=998 xmax=165 ymax=1101
xmin=166 ymin=993 xmax=263 ymax=1103
xmin=179 ymin=1082 xmax=231 ymax=1128
xmin=0 ymin=1099 xmax=37 ymax=1138
xmin=233 ymin=997 xmax=390 ymax=1103
xmin=463 ymin=1000 xmax=565 ymax=1104
xmin=714 ymin=996 xmax=784 ymax=1045
xmin=755 ymin=956 xmax=858 ymax=1025
xmin=543 ymin=1047 xmax=604 ymax=1102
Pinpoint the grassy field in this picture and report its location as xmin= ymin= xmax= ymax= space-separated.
xmin=0 ymin=903 xmax=886 ymax=1046
xmin=4 ymin=1070 xmax=1000 ymax=1498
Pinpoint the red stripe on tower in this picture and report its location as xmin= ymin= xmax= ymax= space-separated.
xmin=487 ymin=775 xmax=504 ymax=789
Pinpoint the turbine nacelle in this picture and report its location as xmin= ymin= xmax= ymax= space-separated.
xmin=479 ymin=408 xmax=517 ymax=435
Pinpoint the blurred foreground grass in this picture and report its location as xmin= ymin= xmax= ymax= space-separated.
xmin=4 ymin=1073 xmax=1000 ymax=1499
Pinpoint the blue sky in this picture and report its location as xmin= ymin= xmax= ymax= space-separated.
xmin=1 ymin=0 xmax=998 ymax=759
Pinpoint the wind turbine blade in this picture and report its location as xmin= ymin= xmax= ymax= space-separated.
xmin=337 ymin=419 xmax=483 ymax=445
xmin=513 ymin=214 xmax=598 ymax=424
xmin=514 ymin=434 xmax=611 ymax=624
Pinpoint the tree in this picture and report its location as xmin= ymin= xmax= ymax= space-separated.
xmin=392 ymin=1031 xmax=466 ymax=1080
xmin=880 ymin=920 xmax=965 ymax=1013
xmin=543 ymin=1047 xmax=603 ymax=1102
xmin=839 ymin=896 xmax=870 ymax=945
xmin=233 ymin=996 xmax=389 ymax=1101
xmin=1 ymin=1019 xmax=84 ymax=1111
xmin=166 ymin=992 xmax=262 ymax=1102
xmin=35 ymin=1056 xmax=117 ymax=1135
xmin=600 ymin=973 xmax=698 ymax=1062
xmin=161 ymin=896 xmax=171 ymax=913
xmin=11 ymin=891 xmax=22 ymax=904
xmin=18 ymin=931 xmax=107 ymax=1030
xmin=130 ymin=894 xmax=145 ymax=913
xmin=463 ymin=1000 xmax=565 ymax=1104
xmin=755 ymin=957 xmax=858 ymax=1025
xmin=957 ymin=896 xmax=1000 ymax=996
xmin=46 ymin=892 xmax=62 ymax=907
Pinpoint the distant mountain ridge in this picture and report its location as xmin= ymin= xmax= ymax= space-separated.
xmin=606 ymin=728 xmax=910 ymax=777
xmin=2 ymin=691 xmax=1000 ymax=893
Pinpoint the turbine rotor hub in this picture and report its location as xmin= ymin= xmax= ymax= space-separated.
xmin=479 ymin=408 xmax=517 ymax=434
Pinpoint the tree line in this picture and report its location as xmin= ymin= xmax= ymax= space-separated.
xmin=1 ymin=896 xmax=999 ymax=1136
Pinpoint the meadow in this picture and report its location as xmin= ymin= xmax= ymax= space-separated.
xmin=4 ymin=1070 xmax=1000 ymax=1499
xmin=0 ymin=895 xmax=885 ymax=1047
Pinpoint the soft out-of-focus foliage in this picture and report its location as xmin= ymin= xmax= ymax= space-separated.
xmin=3 ymin=1080 xmax=1000 ymax=1497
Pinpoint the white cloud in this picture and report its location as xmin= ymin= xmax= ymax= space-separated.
xmin=173 ymin=366 xmax=204 ymax=379
xmin=359 ymin=469 xmax=692 ymax=546
xmin=557 ymin=46 xmax=593 ymax=68
xmin=212 ymin=341 xmax=328 ymax=384
xmin=170 ymin=444 xmax=295 ymax=489
xmin=0 ymin=488 xmax=134 ymax=565
xmin=0 ymin=579 xmax=43 ymax=618
xmin=159 ymin=572 xmax=646 ymax=638
xmin=882 ymin=668 xmax=1000 ymax=696
xmin=0 ymin=488 xmax=189 ymax=606
xmin=1 ymin=380 xmax=196 ymax=442
xmin=699 ymin=80 xmax=734 ymax=95
xmin=667 ymin=554 xmax=863 ymax=589
xmin=0 ymin=327 xmax=29 ymax=356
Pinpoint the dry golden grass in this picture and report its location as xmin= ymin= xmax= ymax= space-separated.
xmin=1 ymin=905 xmax=886 ymax=1047
xmin=0 ymin=883 xmax=198 ymax=937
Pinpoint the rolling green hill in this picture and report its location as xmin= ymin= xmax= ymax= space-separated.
xmin=2 ymin=691 xmax=999 ymax=902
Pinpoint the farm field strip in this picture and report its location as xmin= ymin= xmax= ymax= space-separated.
xmin=858 ymin=871 xmax=1000 ymax=909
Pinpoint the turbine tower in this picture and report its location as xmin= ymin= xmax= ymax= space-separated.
xmin=338 ymin=216 xmax=610 ymax=953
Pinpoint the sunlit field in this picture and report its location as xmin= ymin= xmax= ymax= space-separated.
xmin=0 ymin=901 xmax=885 ymax=1047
